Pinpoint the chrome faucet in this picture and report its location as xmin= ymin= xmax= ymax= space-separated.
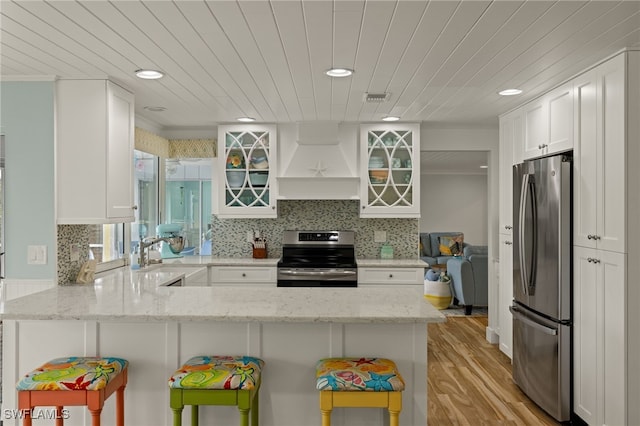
xmin=139 ymin=237 xmax=170 ymax=268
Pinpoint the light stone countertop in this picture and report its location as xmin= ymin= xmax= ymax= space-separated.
xmin=356 ymin=258 xmax=428 ymax=268
xmin=161 ymin=256 xmax=280 ymax=267
xmin=0 ymin=263 xmax=444 ymax=324
xmin=161 ymin=256 xmax=427 ymax=268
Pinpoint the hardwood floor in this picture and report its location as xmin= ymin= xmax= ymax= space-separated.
xmin=428 ymin=316 xmax=561 ymax=425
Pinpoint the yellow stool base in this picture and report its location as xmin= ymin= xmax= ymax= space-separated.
xmin=319 ymin=390 xmax=402 ymax=426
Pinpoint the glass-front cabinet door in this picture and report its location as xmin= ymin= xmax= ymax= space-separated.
xmin=360 ymin=123 xmax=420 ymax=217
xmin=214 ymin=124 xmax=277 ymax=218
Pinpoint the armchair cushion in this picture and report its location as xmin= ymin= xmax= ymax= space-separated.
xmin=438 ymin=235 xmax=463 ymax=256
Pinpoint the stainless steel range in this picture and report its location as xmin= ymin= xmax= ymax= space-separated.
xmin=277 ymin=230 xmax=357 ymax=287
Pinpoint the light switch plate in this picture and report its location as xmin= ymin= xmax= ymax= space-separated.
xmin=27 ymin=245 xmax=47 ymax=265
xmin=374 ymin=231 xmax=387 ymax=243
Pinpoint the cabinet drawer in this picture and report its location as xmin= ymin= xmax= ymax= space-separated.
xmin=210 ymin=266 xmax=276 ymax=284
xmin=358 ymin=267 xmax=424 ymax=285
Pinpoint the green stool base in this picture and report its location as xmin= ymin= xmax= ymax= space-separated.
xmin=170 ymin=387 xmax=260 ymax=426
xmin=168 ymin=356 xmax=264 ymax=426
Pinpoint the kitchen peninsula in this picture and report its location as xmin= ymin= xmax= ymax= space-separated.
xmin=1 ymin=260 xmax=444 ymax=426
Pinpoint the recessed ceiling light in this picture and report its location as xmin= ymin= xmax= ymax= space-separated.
xmin=236 ymin=117 xmax=256 ymax=122
xmin=135 ymin=69 xmax=164 ymax=79
xmin=480 ymin=165 xmax=489 ymax=169
xmin=498 ymin=88 xmax=523 ymax=96
xmin=382 ymin=116 xmax=400 ymax=122
xmin=143 ymin=106 xmax=166 ymax=112
xmin=326 ymin=68 xmax=354 ymax=78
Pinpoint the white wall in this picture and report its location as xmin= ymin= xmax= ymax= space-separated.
xmin=420 ymin=173 xmax=488 ymax=245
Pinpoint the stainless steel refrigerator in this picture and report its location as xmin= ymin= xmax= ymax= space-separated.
xmin=510 ymin=153 xmax=572 ymax=422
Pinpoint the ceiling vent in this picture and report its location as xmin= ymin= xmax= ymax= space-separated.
xmin=363 ymin=92 xmax=390 ymax=103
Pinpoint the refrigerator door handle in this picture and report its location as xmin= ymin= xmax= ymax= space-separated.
xmin=510 ymin=305 xmax=558 ymax=336
xmin=518 ymin=173 xmax=537 ymax=296
xmin=518 ymin=174 xmax=530 ymax=296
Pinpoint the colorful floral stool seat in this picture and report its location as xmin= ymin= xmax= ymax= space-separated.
xmin=16 ymin=356 xmax=128 ymax=426
xmin=315 ymin=357 xmax=405 ymax=426
xmin=168 ymin=355 xmax=264 ymax=426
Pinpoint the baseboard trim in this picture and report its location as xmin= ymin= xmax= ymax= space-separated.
xmin=486 ymin=326 xmax=500 ymax=344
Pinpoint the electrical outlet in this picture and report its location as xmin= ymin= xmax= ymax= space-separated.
xmin=70 ymin=244 xmax=80 ymax=262
xmin=374 ymin=231 xmax=387 ymax=243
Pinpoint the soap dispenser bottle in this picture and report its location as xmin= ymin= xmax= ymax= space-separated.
xmin=130 ymin=244 xmax=140 ymax=270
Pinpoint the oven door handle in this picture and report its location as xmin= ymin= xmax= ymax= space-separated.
xmin=278 ymin=269 xmax=357 ymax=278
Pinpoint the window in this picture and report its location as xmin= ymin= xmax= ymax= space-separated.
xmin=88 ymin=223 xmax=124 ymax=267
xmin=88 ymin=150 xmax=159 ymax=271
xmin=165 ymin=158 xmax=211 ymax=255
xmin=132 ymin=150 xmax=159 ymax=249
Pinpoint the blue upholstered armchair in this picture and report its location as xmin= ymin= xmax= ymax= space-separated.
xmin=446 ymin=245 xmax=489 ymax=315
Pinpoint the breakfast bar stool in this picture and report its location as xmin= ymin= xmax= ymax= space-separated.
xmin=315 ymin=357 xmax=405 ymax=426
xmin=168 ymin=355 xmax=264 ymax=426
xmin=16 ymin=356 xmax=128 ymax=426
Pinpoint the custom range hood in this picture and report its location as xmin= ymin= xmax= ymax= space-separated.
xmin=277 ymin=122 xmax=359 ymax=200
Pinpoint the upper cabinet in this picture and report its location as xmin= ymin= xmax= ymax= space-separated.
xmin=359 ymin=123 xmax=420 ymax=218
xmin=56 ymin=79 xmax=135 ymax=224
xmin=573 ymin=54 xmax=626 ymax=253
xmin=214 ymin=124 xmax=277 ymax=218
xmin=523 ymin=82 xmax=574 ymax=160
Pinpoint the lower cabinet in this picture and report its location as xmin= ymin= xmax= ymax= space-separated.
xmin=210 ymin=266 xmax=276 ymax=284
xmin=498 ymin=234 xmax=513 ymax=358
xmin=573 ymin=246 xmax=626 ymax=426
xmin=358 ymin=267 xmax=424 ymax=285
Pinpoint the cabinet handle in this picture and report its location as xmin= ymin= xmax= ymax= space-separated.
xmin=132 ymin=205 xmax=138 ymax=210
xmin=593 ymin=235 xmax=601 ymax=240
xmin=362 ymin=206 xmax=366 ymax=209
xmin=504 ymin=225 xmax=512 ymax=230
xmin=592 ymin=259 xmax=600 ymax=264
xmin=389 ymin=274 xmax=393 ymax=278
xmin=242 ymin=273 xmax=246 ymax=277
xmin=587 ymin=258 xmax=601 ymax=264
xmin=587 ymin=234 xmax=594 ymax=240
xmin=504 ymin=241 xmax=512 ymax=245
xmin=538 ymin=144 xmax=548 ymax=149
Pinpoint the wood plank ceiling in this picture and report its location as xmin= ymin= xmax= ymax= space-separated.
xmin=2 ymin=0 xmax=640 ymax=129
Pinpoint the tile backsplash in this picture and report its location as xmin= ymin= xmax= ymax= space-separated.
xmin=211 ymin=200 xmax=420 ymax=259
xmin=56 ymin=201 xmax=419 ymax=284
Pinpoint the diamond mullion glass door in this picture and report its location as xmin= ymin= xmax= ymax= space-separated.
xmin=367 ymin=130 xmax=413 ymax=207
xmin=361 ymin=124 xmax=419 ymax=217
xmin=218 ymin=125 xmax=276 ymax=217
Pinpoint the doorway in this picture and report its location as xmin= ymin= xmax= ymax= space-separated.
xmin=419 ymin=150 xmax=489 ymax=245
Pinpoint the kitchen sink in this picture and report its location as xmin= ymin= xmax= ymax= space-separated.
xmin=132 ymin=265 xmax=208 ymax=287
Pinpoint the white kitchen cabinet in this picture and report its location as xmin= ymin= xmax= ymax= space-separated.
xmin=497 ymin=236 xmax=513 ymax=359
xmin=523 ymin=82 xmax=573 ymax=160
xmin=56 ymin=79 xmax=135 ymax=224
xmin=498 ymin=108 xmax=523 ymax=237
xmin=214 ymin=124 xmax=277 ymax=218
xmin=359 ymin=123 xmax=420 ymax=218
xmin=573 ymin=54 xmax=626 ymax=252
xmin=358 ymin=267 xmax=424 ymax=285
xmin=498 ymin=108 xmax=521 ymax=359
xmin=210 ymin=266 xmax=276 ymax=284
xmin=573 ymin=246 xmax=626 ymax=426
